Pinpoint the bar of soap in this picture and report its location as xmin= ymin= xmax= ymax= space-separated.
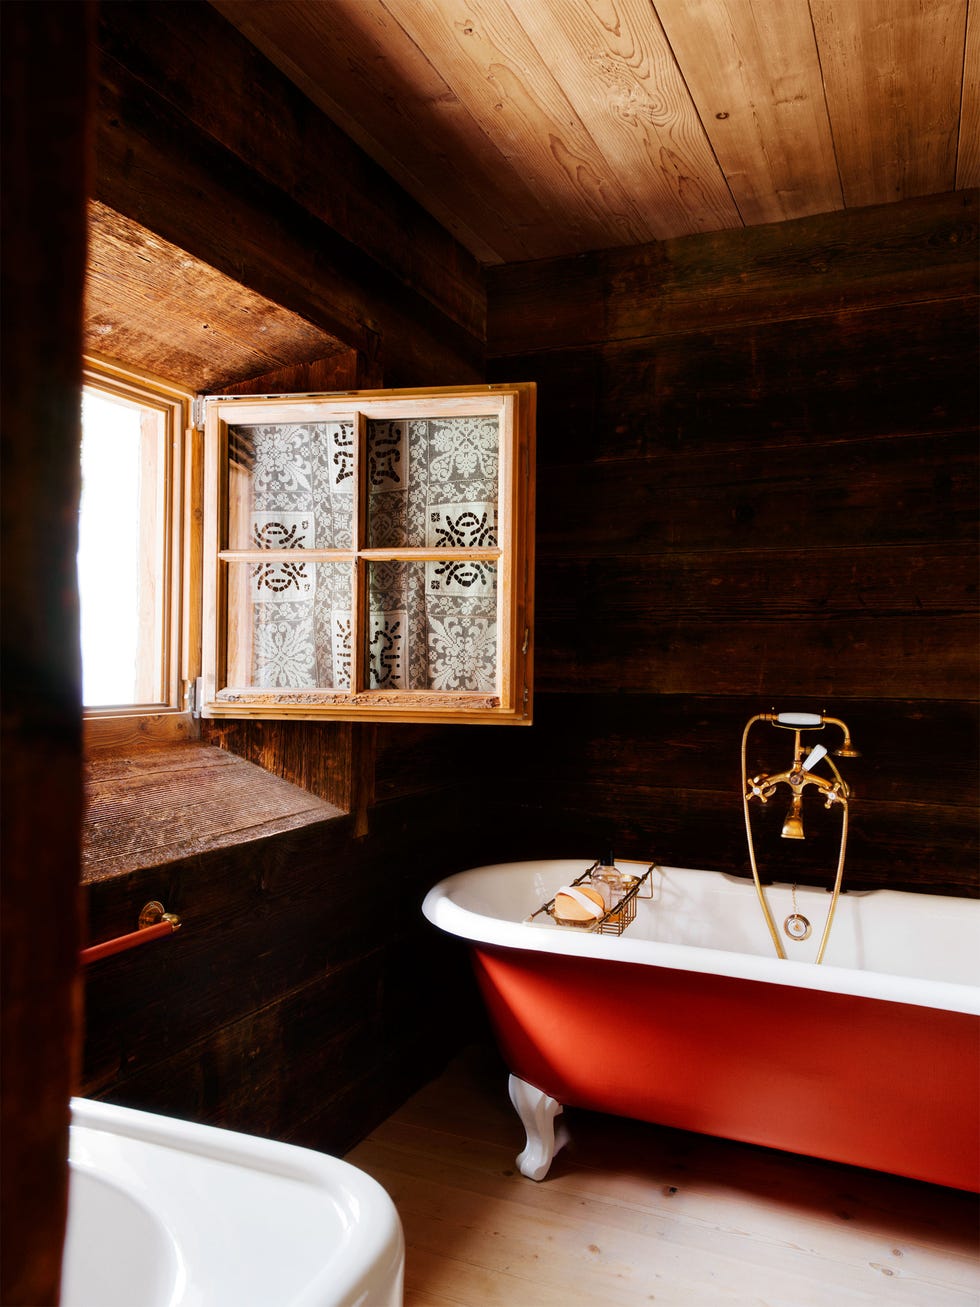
xmin=553 ymin=884 xmax=604 ymax=922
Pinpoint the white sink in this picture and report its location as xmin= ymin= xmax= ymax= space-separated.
xmin=64 ymin=1098 xmax=404 ymax=1307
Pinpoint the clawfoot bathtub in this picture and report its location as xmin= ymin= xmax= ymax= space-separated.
xmin=423 ymin=860 xmax=980 ymax=1190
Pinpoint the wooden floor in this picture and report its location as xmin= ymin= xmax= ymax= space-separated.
xmin=346 ymin=1043 xmax=980 ymax=1307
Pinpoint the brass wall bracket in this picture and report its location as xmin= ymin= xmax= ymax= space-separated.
xmin=139 ymin=900 xmax=182 ymax=931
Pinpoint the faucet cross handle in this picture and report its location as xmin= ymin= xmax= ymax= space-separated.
xmin=746 ymin=774 xmax=776 ymax=803
xmin=823 ymin=780 xmax=848 ymax=808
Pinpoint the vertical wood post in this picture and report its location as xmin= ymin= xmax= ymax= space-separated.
xmin=1 ymin=3 xmax=94 ymax=1301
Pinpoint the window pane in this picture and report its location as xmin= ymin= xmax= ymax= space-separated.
xmin=225 ymin=561 xmax=353 ymax=690
xmin=367 ymin=415 xmax=499 ymax=548
xmin=78 ymin=388 xmax=166 ymax=706
xmin=367 ymin=561 xmax=498 ymax=692
xmin=227 ymin=421 xmax=354 ymax=551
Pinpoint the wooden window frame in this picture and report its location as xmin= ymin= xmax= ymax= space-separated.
xmin=81 ymin=355 xmax=201 ymax=752
xmin=200 ymin=384 xmax=535 ymax=725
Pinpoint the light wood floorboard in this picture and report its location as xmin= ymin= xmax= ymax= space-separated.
xmin=347 ymin=1043 xmax=979 ymax=1307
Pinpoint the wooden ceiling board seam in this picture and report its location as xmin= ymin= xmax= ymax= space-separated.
xmin=505 ymin=0 xmax=742 ymax=240
xmin=803 ymin=0 xmax=849 ymax=219
xmin=956 ymin=0 xmax=980 ymax=188
xmin=379 ymin=0 xmax=662 ymax=251
xmin=653 ymin=0 xmax=844 ymax=227
xmin=809 ymin=0 xmax=967 ymax=208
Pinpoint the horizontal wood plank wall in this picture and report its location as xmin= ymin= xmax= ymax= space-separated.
xmin=488 ymin=191 xmax=979 ymax=896
xmin=79 ymin=794 xmax=493 ymax=1154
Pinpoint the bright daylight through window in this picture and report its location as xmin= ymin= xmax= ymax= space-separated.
xmin=77 ymin=361 xmax=188 ymax=719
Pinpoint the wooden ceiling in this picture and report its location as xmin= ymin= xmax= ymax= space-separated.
xmin=212 ymin=0 xmax=979 ymax=265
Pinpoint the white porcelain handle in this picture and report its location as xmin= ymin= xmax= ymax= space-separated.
xmin=802 ymin=743 xmax=828 ymax=771
xmin=776 ymin=712 xmax=823 ymax=726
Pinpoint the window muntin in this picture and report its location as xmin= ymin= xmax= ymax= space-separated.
xmin=202 ymin=386 xmax=534 ymax=724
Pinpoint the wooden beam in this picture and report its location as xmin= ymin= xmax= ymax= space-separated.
xmin=1 ymin=3 xmax=92 ymax=1302
xmin=97 ymin=0 xmax=485 ymax=340
xmin=94 ymin=22 xmax=485 ymax=386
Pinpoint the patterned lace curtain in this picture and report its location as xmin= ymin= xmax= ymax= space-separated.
xmin=231 ymin=415 xmax=499 ymax=693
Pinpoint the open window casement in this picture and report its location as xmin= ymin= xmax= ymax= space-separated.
xmin=200 ymin=384 xmax=535 ymax=724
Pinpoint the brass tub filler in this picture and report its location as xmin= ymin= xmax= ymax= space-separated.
xmin=525 ymin=861 xmax=657 ymax=936
xmin=741 ymin=710 xmax=860 ymax=963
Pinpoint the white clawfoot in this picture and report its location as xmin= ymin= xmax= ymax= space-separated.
xmin=508 ymin=1074 xmax=569 ymax=1181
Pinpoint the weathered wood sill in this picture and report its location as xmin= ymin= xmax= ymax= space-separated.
xmin=82 ymin=741 xmax=344 ymax=885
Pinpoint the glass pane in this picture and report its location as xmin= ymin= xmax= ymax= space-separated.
xmin=78 ymin=387 xmax=167 ymax=706
xmin=226 ymin=561 xmax=353 ymax=690
xmin=367 ymin=415 xmax=499 ymax=548
xmin=367 ymin=561 xmax=498 ymax=692
xmin=227 ymin=421 xmax=354 ymax=551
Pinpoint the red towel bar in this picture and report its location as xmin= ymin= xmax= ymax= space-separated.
xmin=80 ymin=901 xmax=181 ymax=966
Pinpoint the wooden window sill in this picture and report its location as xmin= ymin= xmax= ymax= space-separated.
xmin=82 ymin=741 xmax=344 ymax=885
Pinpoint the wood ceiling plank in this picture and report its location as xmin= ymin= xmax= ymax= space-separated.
xmin=955 ymin=0 xmax=979 ymax=188
xmin=212 ymin=0 xmax=553 ymax=264
xmin=85 ymin=203 xmax=345 ymax=391
xmin=380 ymin=0 xmax=662 ymax=252
xmin=809 ymin=0 xmax=966 ymax=207
xmin=507 ymin=0 xmax=740 ymax=239
xmin=654 ymin=0 xmax=842 ymax=226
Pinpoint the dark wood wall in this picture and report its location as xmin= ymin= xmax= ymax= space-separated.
xmin=487 ymin=190 xmax=979 ymax=896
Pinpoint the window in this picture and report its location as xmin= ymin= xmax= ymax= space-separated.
xmin=201 ymin=386 xmax=535 ymax=724
xmin=80 ymin=368 xmax=535 ymax=736
xmin=79 ymin=358 xmax=197 ymax=746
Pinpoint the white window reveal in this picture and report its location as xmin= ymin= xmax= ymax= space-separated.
xmin=201 ymin=386 xmax=535 ymax=725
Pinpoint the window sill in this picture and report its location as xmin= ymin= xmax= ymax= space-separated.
xmin=82 ymin=741 xmax=344 ymax=885
xmin=83 ymin=710 xmax=200 ymax=755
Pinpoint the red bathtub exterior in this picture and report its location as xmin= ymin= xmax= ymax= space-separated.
xmin=472 ymin=944 xmax=980 ymax=1192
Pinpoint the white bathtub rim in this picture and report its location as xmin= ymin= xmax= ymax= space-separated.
xmin=422 ymin=865 xmax=980 ymax=1017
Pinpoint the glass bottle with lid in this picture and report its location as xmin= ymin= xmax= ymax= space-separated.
xmin=591 ymin=851 xmax=626 ymax=911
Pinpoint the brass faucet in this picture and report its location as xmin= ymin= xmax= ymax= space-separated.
xmin=740 ymin=711 xmax=859 ymax=963
xmin=745 ymin=728 xmax=849 ymax=839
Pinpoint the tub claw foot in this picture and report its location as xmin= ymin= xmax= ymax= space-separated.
xmin=508 ymin=1074 xmax=568 ymax=1181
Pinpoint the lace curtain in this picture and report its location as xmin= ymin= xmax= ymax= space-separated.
xmin=230 ymin=415 xmax=499 ymax=693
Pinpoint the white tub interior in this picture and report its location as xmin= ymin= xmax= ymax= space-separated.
xmin=65 ymin=1098 xmax=404 ymax=1307
xmin=423 ymin=860 xmax=980 ymax=1015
